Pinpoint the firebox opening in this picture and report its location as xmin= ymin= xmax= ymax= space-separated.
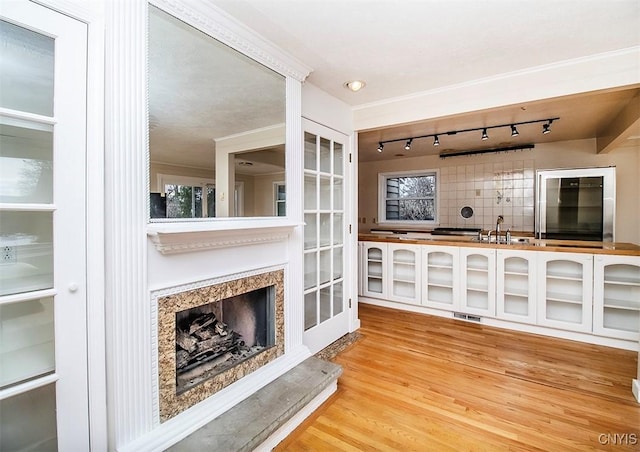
xmin=175 ymin=285 xmax=275 ymax=394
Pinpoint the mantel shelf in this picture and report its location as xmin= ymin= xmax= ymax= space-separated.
xmin=147 ymin=220 xmax=300 ymax=255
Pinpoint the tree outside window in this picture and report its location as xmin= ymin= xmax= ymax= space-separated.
xmin=379 ymin=171 xmax=438 ymax=223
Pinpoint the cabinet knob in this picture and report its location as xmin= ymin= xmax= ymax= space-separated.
xmin=68 ymin=283 xmax=79 ymax=293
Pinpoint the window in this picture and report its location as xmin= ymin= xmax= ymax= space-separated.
xmin=378 ymin=170 xmax=438 ymax=223
xmin=274 ymin=182 xmax=286 ymax=216
xmin=152 ymin=174 xmax=243 ymax=219
xmin=164 ymin=183 xmax=215 ymax=218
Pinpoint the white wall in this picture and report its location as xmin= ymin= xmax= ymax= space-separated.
xmin=359 ymin=139 xmax=640 ymax=244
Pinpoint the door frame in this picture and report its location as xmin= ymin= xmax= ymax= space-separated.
xmin=302 ymin=118 xmax=359 ymax=354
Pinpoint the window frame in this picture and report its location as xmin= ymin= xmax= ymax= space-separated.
xmin=377 ymin=169 xmax=439 ymax=225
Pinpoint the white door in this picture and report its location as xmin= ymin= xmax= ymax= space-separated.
xmin=0 ymin=2 xmax=89 ymax=450
xmin=303 ymin=119 xmax=350 ymax=354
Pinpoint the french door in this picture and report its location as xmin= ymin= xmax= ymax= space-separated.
xmin=302 ymin=119 xmax=350 ymax=354
xmin=0 ymin=2 xmax=89 ymax=450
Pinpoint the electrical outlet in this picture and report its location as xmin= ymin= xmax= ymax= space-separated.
xmin=2 ymin=246 xmax=17 ymax=263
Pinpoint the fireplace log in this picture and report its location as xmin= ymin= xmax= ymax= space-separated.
xmin=176 ymin=330 xmax=197 ymax=353
xmin=188 ymin=313 xmax=216 ymax=335
xmin=176 ymin=350 xmax=190 ymax=369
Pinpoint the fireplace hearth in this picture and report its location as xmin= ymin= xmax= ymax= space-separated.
xmin=156 ymin=268 xmax=284 ymax=422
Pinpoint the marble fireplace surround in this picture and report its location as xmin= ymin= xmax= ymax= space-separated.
xmin=155 ymin=268 xmax=285 ymax=422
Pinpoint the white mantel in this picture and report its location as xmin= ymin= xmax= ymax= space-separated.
xmin=147 ymin=220 xmax=300 ymax=255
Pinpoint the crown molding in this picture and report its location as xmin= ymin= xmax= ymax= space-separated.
xmin=149 ymin=0 xmax=312 ymax=82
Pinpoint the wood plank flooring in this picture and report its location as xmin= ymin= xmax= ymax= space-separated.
xmin=276 ymin=304 xmax=640 ymax=451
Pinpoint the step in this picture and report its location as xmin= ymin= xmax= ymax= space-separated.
xmin=167 ymin=356 xmax=342 ymax=451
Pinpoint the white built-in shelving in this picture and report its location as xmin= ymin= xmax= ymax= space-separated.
xmin=536 ymin=252 xmax=593 ymax=333
xmin=422 ymin=246 xmax=459 ymax=310
xmin=496 ymin=249 xmax=537 ymax=324
xmin=387 ymin=244 xmax=421 ymax=304
xmin=593 ymin=255 xmax=640 ymax=341
xmin=459 ymin=248 xmax=496 ymax=317
xmin=362 ymin=242 xmax=387 ymax=299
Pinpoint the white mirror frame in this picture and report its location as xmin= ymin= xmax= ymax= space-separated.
xmin=147 ymin=0 xmax=311 ymax=236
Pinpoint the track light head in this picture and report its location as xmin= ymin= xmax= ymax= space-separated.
xmin=433 ymin=135 xmax=440 ymax=146
xmin=510 ymin=125 xmax=519 ymax=137
xmin=377 ymin=142 xmax=384 ymax=153
xmin=404 ymin=139 xmax=412 ymax=150
xmin=481 ymin=128 xmax=488 ymax=141
xmin=542 ymin=120 xmax=553 ymax=134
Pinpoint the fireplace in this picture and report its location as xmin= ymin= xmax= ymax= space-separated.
xmin=175 ymin=286 xmax=275 ymax=394
xmin=156 ymin=268 xmax=285 ymax=421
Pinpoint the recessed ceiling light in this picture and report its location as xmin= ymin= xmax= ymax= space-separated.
xmin=344 ymin=80 xmax=366 ymax=92
xmin=238 ymin=161 xmax=253 ymax=166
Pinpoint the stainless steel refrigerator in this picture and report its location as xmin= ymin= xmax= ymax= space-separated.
xmin=535 ymin=167 xmax=616 ymax=241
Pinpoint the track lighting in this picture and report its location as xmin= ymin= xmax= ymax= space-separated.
xmin=373 ymin=117 xmax=558 ymax=152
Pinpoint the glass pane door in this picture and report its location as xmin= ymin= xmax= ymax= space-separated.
xmin=303 ymin=121 xmax=350 ymax=353
xmin=0 ymin=3 xmax=89 ymax=450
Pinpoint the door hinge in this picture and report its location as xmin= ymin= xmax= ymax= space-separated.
xmin=349 ymin=298 xmax=352 ymax=308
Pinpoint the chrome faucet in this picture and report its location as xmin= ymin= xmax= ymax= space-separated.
xmin=496 ymin=215 xmax=504 ymax=243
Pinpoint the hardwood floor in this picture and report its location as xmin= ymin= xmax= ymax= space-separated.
xmin=276 ymin=304 xmax=640 ymax=451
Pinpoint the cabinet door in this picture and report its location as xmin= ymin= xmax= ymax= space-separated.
xmin=387 ymin=244 xmax=421 ymax=304
xmin=362 ymin=242 xmax=387 ymax=299
xmin=422 ymin=246 xmax=459 ymax=310
xmin=459 ymin=248 xmax=496 ymax=317
xmin=593 ymin=255 xmax=640 ymax=341
xmin=496 ymin=249 xmax=536 ymax=324
xmin=0 ymin=3 xmax=89 ymax=450
xmin=357 ymin=242 xmax=363 ymax=296
xmin=537 ymin=252 xmax=593 ymax=332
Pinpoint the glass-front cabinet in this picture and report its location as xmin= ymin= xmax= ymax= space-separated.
xmin=1 ymin=4 xmax=89 ymax=450
xmin=459 ymin=248 xmax=496 ymax=317
xmin=593 ymin=255 xmax=640 ymax=341
xmin=362 ymin=242 xmax=387 ymax=299
xmin=496 ymin=250 xmax=537 ymax=324
xmin=536 ymin=252 xmax=593 ymax=332
xmin=422 ymin=246 xmax=459 ymax=310
xmin=387 ymin=244 xmax=421 ymax=304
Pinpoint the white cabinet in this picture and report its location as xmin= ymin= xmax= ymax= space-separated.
xmin=593 ymin=255 xmax=640 ymax=341
xmin=362 ymin=242 xmax=387 ymax=299
xmin=497 ymin=249 xmax=537 ymax=324
xmin=357 ymin=242 xmax=364 ymax=297
xmin=459 ymin=248 xmax=496 ymax=317
xmin=422 ymin=246 xmax=459 ymax=310
xmin=537 ymin=252 xmax=593 ymax=332
xmin=387 ymin=244 xmax=421 ymax=304
xmin=358 ymin=241 xmax=639 ymax=347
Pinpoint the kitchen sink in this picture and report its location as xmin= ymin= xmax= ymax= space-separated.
xmin=472 ymin=236 xmax=531 ymax=245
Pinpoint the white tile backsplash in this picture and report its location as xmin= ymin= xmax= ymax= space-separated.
xmin=439 ymin=159 xmax=535 ymax=231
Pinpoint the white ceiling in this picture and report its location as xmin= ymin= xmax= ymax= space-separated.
xmin=151 ymin=1 xmax=640 ymax=169
xmin=210 ymin=0 xmax=640 ymax=161
xmin=212 ymin=0 xmax=640 ymax=105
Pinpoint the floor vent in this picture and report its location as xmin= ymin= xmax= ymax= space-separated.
xmin=453 ymin=312 xmax=481 ymax=322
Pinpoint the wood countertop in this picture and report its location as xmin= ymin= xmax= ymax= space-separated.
xmin=358 ymin=233 xmax=640 ymax=256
